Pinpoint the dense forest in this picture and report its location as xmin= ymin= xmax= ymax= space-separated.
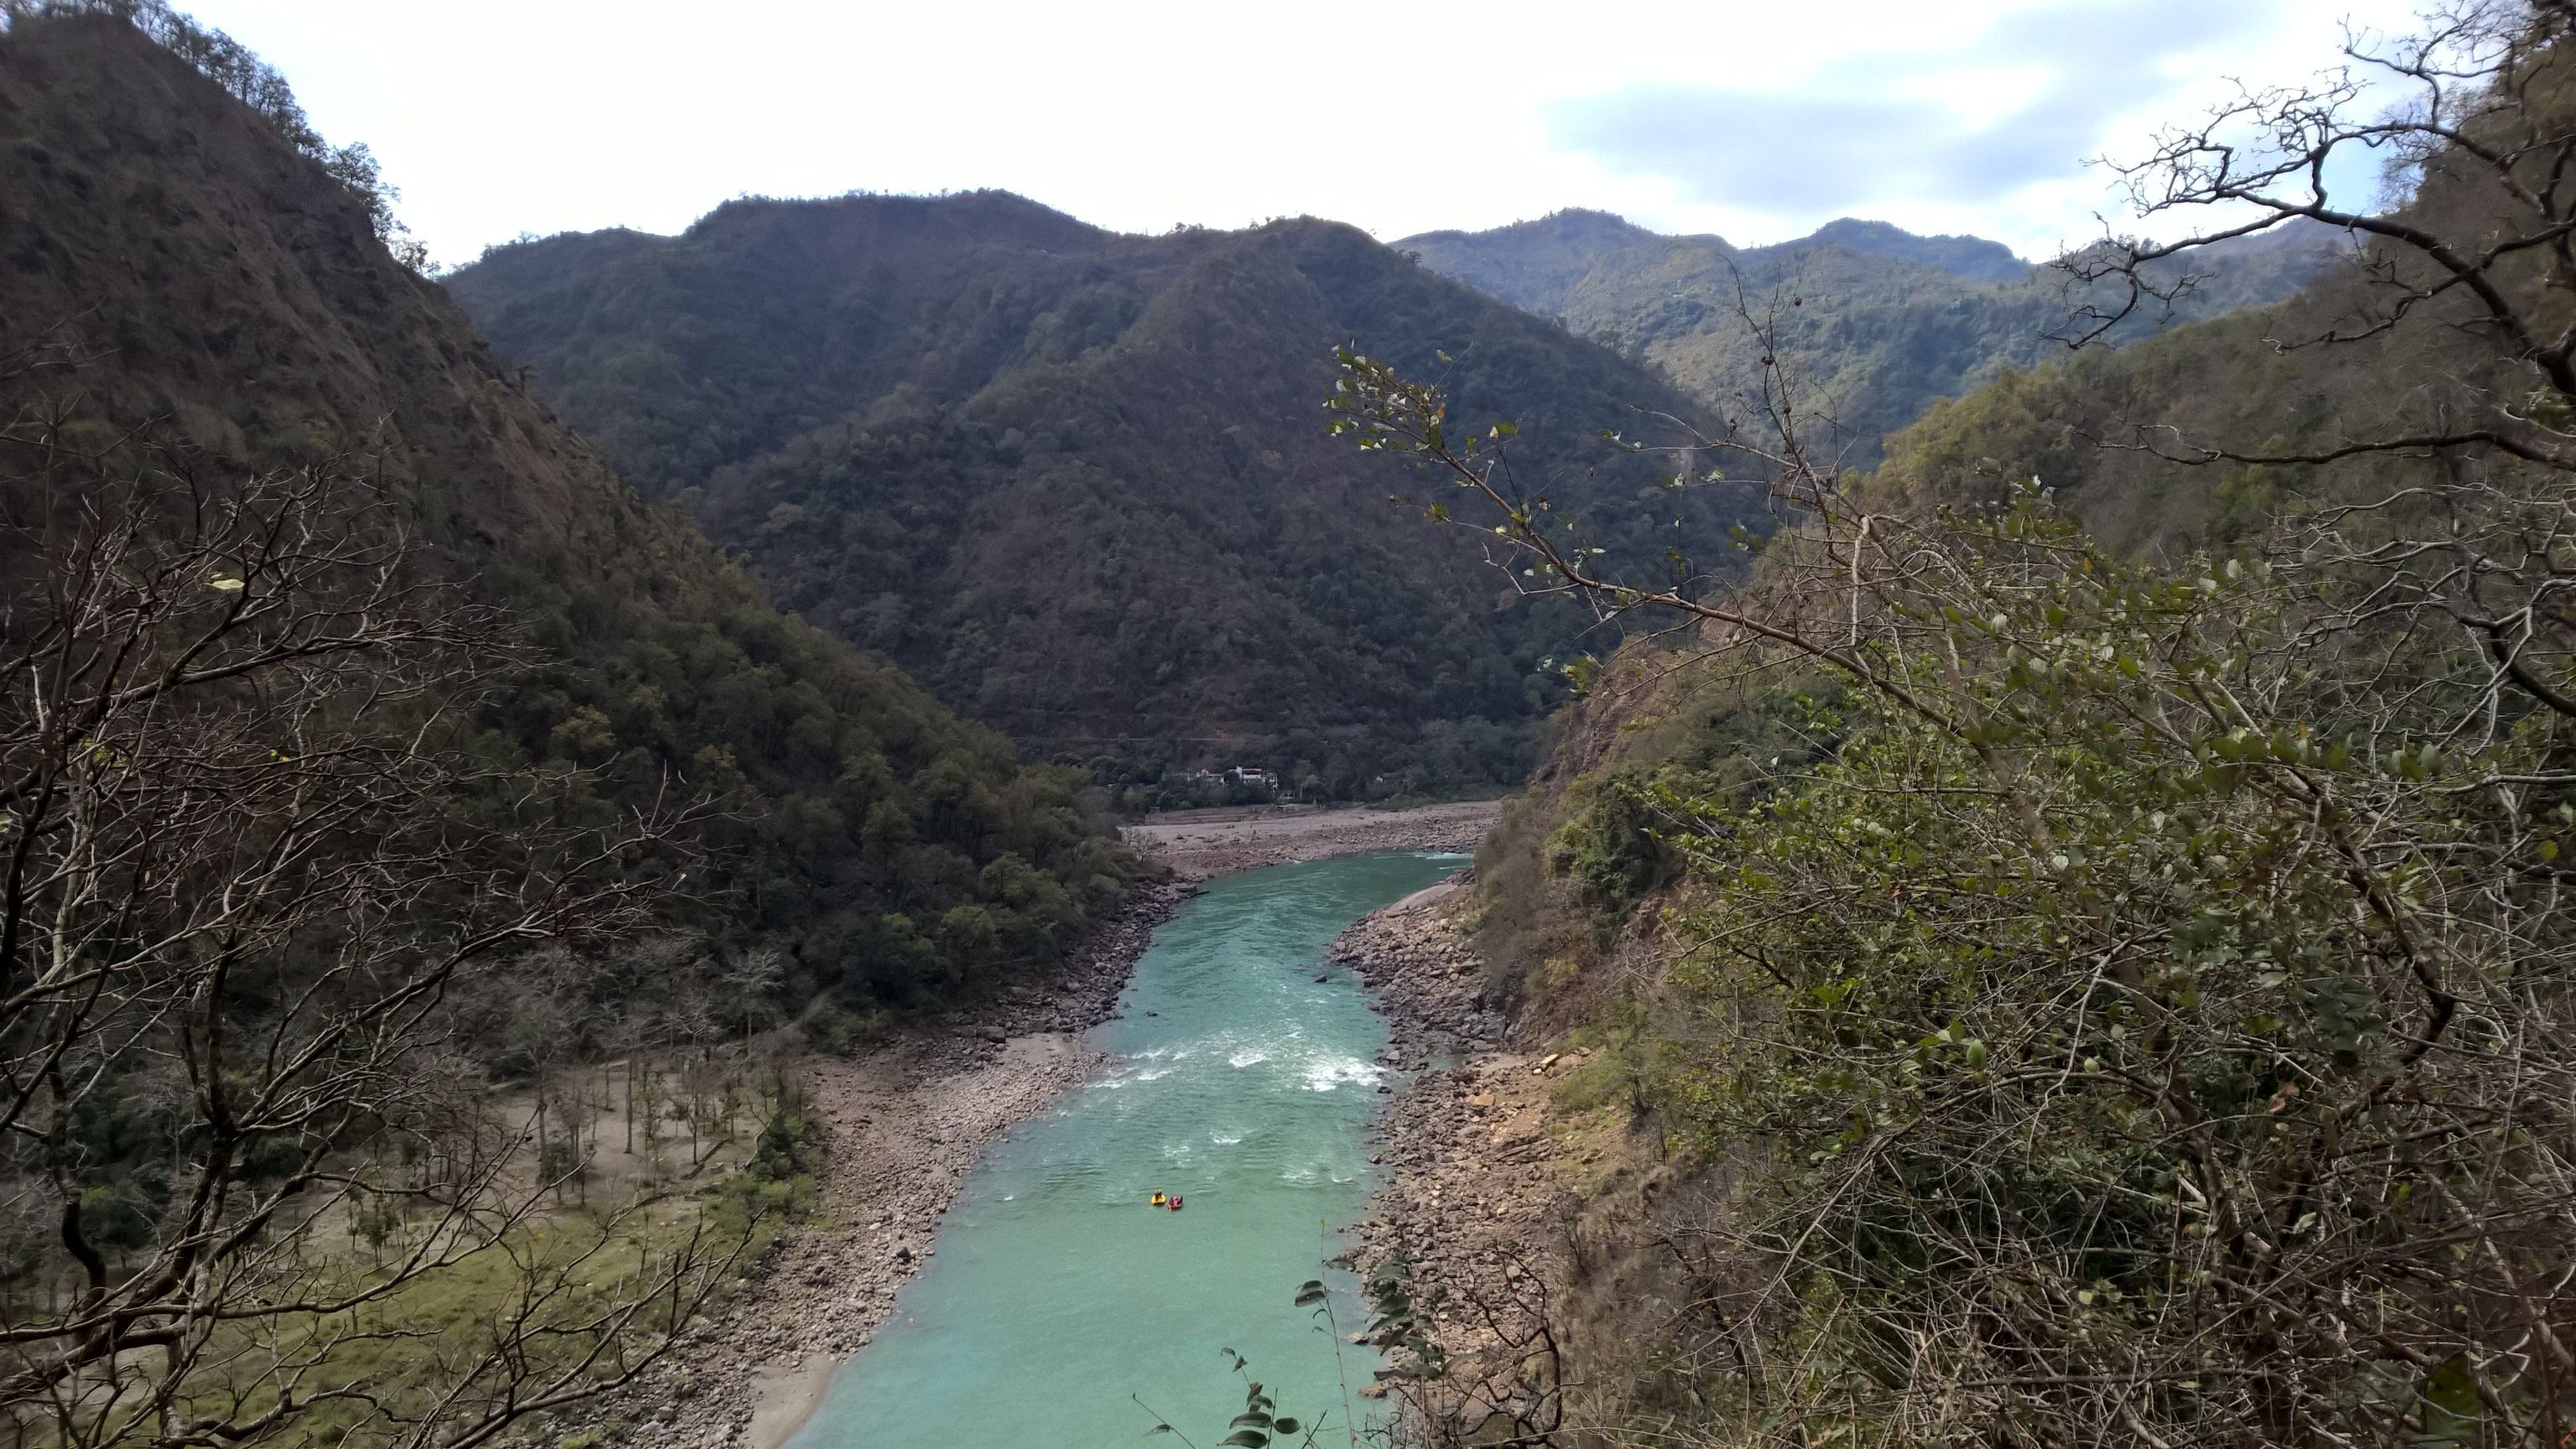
xmin=443 ymin=199 xmax=1767 ymax=801
xmin=1394 ymin=6 xmax=2576 ymax=1444
xmin=1402 ymin=208 xmax=2346 ymax=470
xmin=0 ymin=8 xmax=1135 ymax=1015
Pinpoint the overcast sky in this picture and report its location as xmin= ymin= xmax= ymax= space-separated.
xmin=183 ymin=0 xmax=2425 ymax=271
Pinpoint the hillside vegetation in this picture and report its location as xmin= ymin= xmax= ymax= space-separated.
xmin=1364 ymin=9 xmax=2576 ymax=1445
xmin=444 ymin=198 xmax=1766 ymax=799
xmin=0 ymin=12 xmax=1140 ymax=1441
xmin=0 ymin=11 xmax=1133 ymax=1013
xmin=1401 ymin=208 xmax=2345 ymax=470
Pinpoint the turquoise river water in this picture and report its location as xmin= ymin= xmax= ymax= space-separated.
xmin=785 ymin=851 xmax=1466 ymax=1449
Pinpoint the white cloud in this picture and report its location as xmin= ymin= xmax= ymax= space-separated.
xmin=180 ymin=0 xmax=2429 ymax=266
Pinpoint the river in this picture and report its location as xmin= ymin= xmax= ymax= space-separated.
xmin=783 ymin=851 xmax=1467 ymax=1448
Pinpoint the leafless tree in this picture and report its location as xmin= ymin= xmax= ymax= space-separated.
xmin=0 ymin=396 xmax=758 ymax=1446
xmin=2062 ymin=0 xmax=2576 ymax=740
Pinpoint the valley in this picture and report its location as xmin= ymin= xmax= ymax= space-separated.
xmin=545 ymin=806 xmax=1494 ymax=1449
xmin=3 ymin=3 xmax=2572 ymax=1448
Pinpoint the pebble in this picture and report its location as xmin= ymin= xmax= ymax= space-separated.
xmin=1325 ymin=878 xmax=1564 ymax=1431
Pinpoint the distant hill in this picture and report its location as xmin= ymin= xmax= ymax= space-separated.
xmin=1799 ymin=218 xmax=2028 ymax=284
xmin=1400 ymin=210 xmax=2030 ymax=314
xmin=445 ymin=200 xmax=1762 ymax=799
xmin=1400 ymin=210 xmax=2346 ymax=469
xmin=0 ymin=11 xmax=1134 ymax=1008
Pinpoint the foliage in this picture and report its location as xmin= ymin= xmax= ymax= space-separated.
xmin=1393 ymin=446 xmax=2576 ymax=1445
xmin=0 ymin=11 xmax=1138 ymax=1015
xmin=1402 ymin=209 xmax=2344 ymax=472
xmin=0 ymin=408 xmax=772 ymax=1447
xmin=1637 ymin=491 xmax=2573 ymax=1444
xmin=1332 ymin=13 xmax=2576 ymax=1425
xmin=444 ymin=195 xmax=1768 ymax=797
xmin=1351 ymin=1262 xmax=1447 ymax=1384
xmin=1139 ymin=1347 xmax=1317 ymax=1449
xmin=708 ymin=1078 xmax=828 ymax=1223
xmin=0 ymin=16 xmax=1134 ymax=1441
xmin=0 ymin=0 xmax=431 ymax=269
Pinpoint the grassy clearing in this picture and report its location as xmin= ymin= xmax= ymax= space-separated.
xmin=99 ymin=1068 xmax=828 ymax=1449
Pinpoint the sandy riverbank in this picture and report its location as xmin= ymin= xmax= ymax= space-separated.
xmin=561 ymin=805 xmax=1508 ymax=1449
xmin=1122 ymin=800 xmax=1500 ymax=879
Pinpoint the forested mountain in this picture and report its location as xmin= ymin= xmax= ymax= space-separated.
xmin=0 ymin=11 xmax=1161 ymax=1440
xmin=444 ymin=198 xmax=1761 ymax=799
xmin=1400 ymin=208 xmax=2346 ymax=469
xmin=0 ymin=11 xmax=1132 ymax=1013
xmin=1866 ymin=237 xmax=2493 ymax=556
xmin=1400 ymin=210 xmax=2028 ymax=316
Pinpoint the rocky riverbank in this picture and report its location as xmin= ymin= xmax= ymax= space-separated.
xmin=1330 ymin=885 xmax=1583 ymax=1436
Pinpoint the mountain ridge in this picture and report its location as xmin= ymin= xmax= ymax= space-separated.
xmin=1400 ymin=207 xmax=2345 ymax=470
xmin=1393 ymin=209 xmax=2032 ymax=313
xmin=447 ymin=195 xmax=1767 ymax=800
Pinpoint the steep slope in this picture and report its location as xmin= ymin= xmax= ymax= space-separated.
xmin=1871 ymin=229 xmax=2495 ymax=557
xmin=1400 ymin=209 xmax=2345 ymax=470
xmin=1409 ymin=38 xmax=2576 ymax=1439
xmin=0 ymin=12 xmax=1134 ymax=1008
xmin=1431 ymin=257 xmax=2551 ymax=1449
xmin=446 ymin=200 xmax=1762 ymax=798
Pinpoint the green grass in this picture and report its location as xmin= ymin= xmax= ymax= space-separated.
xmin=174 ymin=1195 xmax=776 ymax=1447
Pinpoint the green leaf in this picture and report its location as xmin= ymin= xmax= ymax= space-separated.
xmin=2420 ymin=1354 xmax=2481 ymax=1441
xmin=1221 ymin=1432 xmax=1270 ymax=1448
xmin=1270 ymin=1418 xmax=1300 ymax=1435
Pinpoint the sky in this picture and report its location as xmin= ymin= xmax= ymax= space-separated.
xmin=182 ymin=0 xmax=2429 ymax=271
